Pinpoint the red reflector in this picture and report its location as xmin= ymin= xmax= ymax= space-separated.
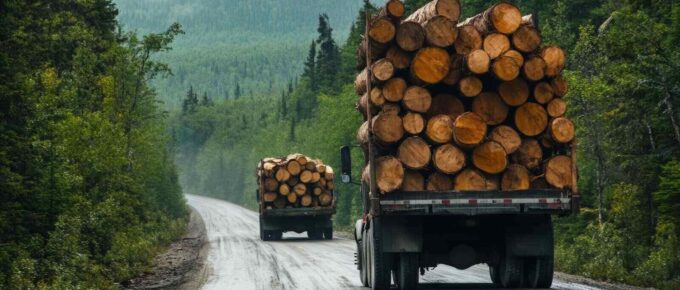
xmin=469 ymin=199 xmax=478 ymax=205
xmin=504 ymin=199 xmax=512 ymax=204
xmin=539 ymin=198 xmax=547 ymax=204
xmin=442 ymin=200 xmax=451 ymax=205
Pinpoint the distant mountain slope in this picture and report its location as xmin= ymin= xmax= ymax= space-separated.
xmin=114 ymin=0 xmax=366 ymax=109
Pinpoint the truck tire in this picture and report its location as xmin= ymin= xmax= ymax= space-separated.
xmin=499 ymin=253 xmax=523 ymax=288
xmin=368 ymin=219 xmax=391 ymax=290
xmin=272 ymin=230 xmax=283 ymax=241
xmin=489 ymin=265 xmax=501 ymax=285
xmin=308 ymin=229 xmax=323 ymax=240
xmin=360 ymin=238 xmax=369 ymax=287
xmin=323 ymin=226 xmax=333 ymax=240
xmin=394 ymin=253 xmax=419 ymax=290
xmin=524 ymin=256 xmax=553 ymax=288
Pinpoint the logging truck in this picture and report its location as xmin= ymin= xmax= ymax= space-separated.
xmin=343 ymin=0 xmax=580 ymax=289
xmin=257 ymin=155 xmax=336 ymax=241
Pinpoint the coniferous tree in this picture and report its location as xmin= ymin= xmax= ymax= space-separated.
xmin=201 ymin=91 xmax=214 ymax=107
xmin=234 ymin=82 xmax=241 ymax=100
xmin=182 ymin=86 xmax=199 ymax=113
xmin=315 ymin=14 xmax=341 ymax=94
xmin=302 ymin=40 xmax=317 ymax=90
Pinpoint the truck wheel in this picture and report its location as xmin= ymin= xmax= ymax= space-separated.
xmin=394 ymin=253 xmax=418 ymax=290
xmin=323 ymin=227 xmax=333 ymax=240
xmin=499 ymin=254 xmax=523 ymax=288
xmin=368 ymin=219 xmax=391 ymax=290
xmin=308 ymin=230 xmax=323 ymax=240
xmin=272 ymin=231 xmax=283 ymax=241
xmin=360 ymin=237 xmax=369 ymax=287
xmin=489 ymin=265 xmax=501 ymax=285
xmin=524 ymin=256 xmax=554 ymax=288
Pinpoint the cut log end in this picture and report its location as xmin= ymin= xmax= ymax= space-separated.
xmin=454 ymin=169 xmax=486 ymax=191
xmin=424 ymin=16 xmax=458 ymax=47
xmin=472 ymin=92 xmax=509 ymax=125
xmin=426 ymin=114 xmax=455 ymax=144
xmin=541 ymin=46 xmax=566 ymax=77
xmin=515 ymin=102 xmax=548 ymax=137
xmin=369 ymin=17 xmax=396 ymax=44
xmin=459 ymin=76 xmax=483 ymax=97
xmin=534 ymin=82 xmax=554 ymax=104
xmin=550 ymin=117 xmax=575 ymax=143
xmin=376 ymin=156 xmax=405 ymax=193
xmin=398 ymin=137 xmax=432 ymax=169
xmin=498 ymin=78 xmax=529 ymax=106
xmin=547 ymin=98 xmax=567 ymax=118
xmin=489 ymin=125 xmax=521 ymax=154
xmin=403 ymin=112 xmax=426 ymax=135
xmin=501 ymin=164 xmax=531 ymax=190
xmin=512 ymin=24 xmax=541 ymax=53
xmin=411 ymin=47 xmax=451 ymax=84
xmin=383 ymin=78 xmax=407 ymax=102
xmin=512 ymin=138 xmax=543 ymax=169
xmin=426 ymin=172 xmax=453 ymax=191
xmin=490 ymin=2 xmax=522 ymax=34
xmin=472 ymin=141 xmax=508 ymax=174
xmin=396 ymin=21 xmax=426 ymax=52
xmin=403 ymin=86 xmax=432 ymax=113
xmin=523 ymin=56 xmax=546 ymax=82
xmin=466 ymin=49 xmax=490 ymax=75
xmin=433 ymin=144 xmax=466 ymax=174
xmin=545 ymin=155 xmax=573 ymax=189
xmin=492 ymin=56 xmax=520 ymax=81
xmin=401 ymin=170 xmax=425 ymax=191
xmin=454 ymin=25 xmax=482 ymax=55
xmin=483 ymin=33 xmax=510 ymax=59
xmin=453 ymin=112 xmax=487 ymax=147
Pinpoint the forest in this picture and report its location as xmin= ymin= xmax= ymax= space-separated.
xmin=172 ymin=0 xmax=680 ymax=288
xmin=0 ymin=1 xmax=187 ymax=288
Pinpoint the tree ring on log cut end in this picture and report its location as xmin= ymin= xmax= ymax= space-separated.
xmin=515 ymin=102 xmax=548 ymax=137
xmin=454 ymin=25 xmax=482 ymax=55
xmin=401 ymin=170 xmax=425 ymax=191
xmin=545 ymin=155 xmax=573 ymax=189
xmin=398 ymin=137 xmax=432 ymax=169
xmin=369 ymin=17 xmax=396 ymax=44
xmin=483 ymin=33 xmax=510 ymax=59
xmin=424 ymin=16 xmax=458 ymax=48
xmin=386 ymin=0 xmax=406 ymax=18
xmin=426 ymin=114 xmax=455 ymax=144
xmin=396 ymin=21 xmax=426 ymax=52
xmin=433 ymin=144 xmax=466 ymax=174
xmin=512 ymin=138 xmax=543 ymax=170
xmin=490 ymin=2 xmax=522 ymax=34
xmin=541 ymin=46 xmax=566 ymax=77
xmin=412 ymin=47 xmax=451 ymax=84
xmin=512 ymin=25 xmax=541 ymax=53
xmin=502 ymin=49 xmax=524 ymax=67
xmin=372 ymin=59 xmax=395 ymax=81
xmin=489 ymin=125 xmax=522 ymax=154
xmin=472 ymin=141 xmax=508 ymax=174
xmin=492 ymin=56 xmax=520 ymax=81
xmin=403 ymin=112 xmax=426 ymax=135
xmin=453 ymin=112 xmax=487 ymax=147
xmin=383 ymin=78 xmax=407 ymax=102
xmin=372 ymin=113 xmax=404 ymax=144
xmin=547 ymin=98 xmax=567 ymax=118
xmin=551 ymin=75 xmax=569 ymax=97
xmin=533 ymin=82 xmax=554 ymax=104
xmin=498 ymin=78 xmax=529 ymax=106
xmin=376 ymin=156 xmax=405 ymax=193
xmin=466 ymin=49 xmax=490 ymax=75
xmin=472 ymin=92 xmax=509 ymax=125
xmin=455 ymin=169 xmax=487 ymax=191
xmin=426 ymin=172 xmax=453 ymax=191
xmin=459 ymin=76 xmax=483 ymax=97
xmin=403 ymin=86 xmax=432 ymax=113
xmin=523 ymin=56 xmax=546 ymax=81
xmin=501 ymin=164 xmax=531 ymax=190
xmin=550 ymin=117 xmax=575 ymax=143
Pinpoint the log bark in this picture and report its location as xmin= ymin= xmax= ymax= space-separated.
xmin=541 ymin=46 xmax=566 ymax=77
xmin=502 ymin=49 xmax=524 ymax=66
xmin=454 ymin=25 xmax=482 ymax=55
xmin=458 ymin=76 xmax=483 ymax=97
xmin=501 ymin=164 xmax=531 ymax=190
xmin=275 ymin=167 xmax=291 ymax=182
xmin=411 ymin=47 xmax=451 ymax=84
xmin=514 ymin=102 xmax=548 ymax=136
xmin=423 ymin=16 xmax=458 ymax=47
xmin=354 ymin=59 xmax=395 ymax=95
xmin=386 ymin=46 xmax=411 ymax=70
xmin=358 ymin=91 xmax=379 ymax=118
xmin=522 ymin=56 xmax=546 ymax=81
xmin=550 ymin=117 xmax=575 ymax=143
xmin=427 ymin=93 xmax=465 ymax=120
xmin=398 ymin=137 xmax=432 ymax=169
xmin=472 ymin=141 xmax=508 ymax=174
xmin=458 ymin=2 xmax=522 ymax=34
xmin=426 ymin=172 xmax=453 ymax=191
xmin=492 ymin=55 xmax=520 ymax=81
xmin=472 ymin=92 xmax=509 ymax=125
xmin=454 ymin=169 xmax=487 ymax=190
xmin=396 ymin=21 xmax=426 ymax=52
xmin=489 ymin=125 xmax=521 ymax=154
xmin=426 ymin=114 xmax=455 ymax=144
xmin=433 ymin=144 xmax=466 ymax=174
xmin=483 ymin=33 xmax=510 ymax=59
xmin=358 ymin=113 xmax=404 ymax=145
xmin=533 ymin=81 xmax=554 ymax=104
xmin=403 ymin=112 xmax=426 ymax=135
xmin=404 ymin=0 xmax=461 ymax=23
xmin=498 ymin=78 xmax=529 ymax=106
xmin=453 ymin=112 xmax=487 ymax=147
xmin=547 ymin=98 xmax=567 ymax=118
xmin=383 ymin=78 xmax=408 ymax=102
xmin=401 ymin=170 xmax=425 ymax=191
xmin=263 ymin=192 xmax=278 ymax=203
xmin=376 ymin=156 xmax=405 ymax=193
xmin=512 ymin=15 xmax=541 ymax=53
xmin=466 ymin=49 xmax=490 ymax=75
xmin=512 ymin=138 xmax=543 ymax=169
xmin=356 ymin=37 xmax=389 ymax=70
xmin=263 ymin=178 xmax=279 ymax=192
xmin=402 ymin=86 xmax=432 ymax=113
xmin=442 ymin=54 xmax=464 ymax=86
xmin=545 ymin=155 xmax=573 ymax=189
xmin=551 ymin=75 xmax=569 ymax=97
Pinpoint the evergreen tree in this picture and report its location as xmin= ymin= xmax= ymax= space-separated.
xmin=315 ymin=14 xmax=341 ymax=94
xmin=182 ymin=86 xmax=199 ymax=113
xmin=201 ymin=91 xmax=214 ymax=106
xmin=234 ymin=82 xmax=241 ymax=100
xmin=302 ymin=40 xmax=317 ymax=90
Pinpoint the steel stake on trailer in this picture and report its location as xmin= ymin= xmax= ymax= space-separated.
xmin=365 ymin=11 xmax=380 ymax=216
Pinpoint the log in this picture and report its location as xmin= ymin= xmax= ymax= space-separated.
xmin=454 ymin=169 xmax=487 ymax=190
xmin=319 ymin=193 xmax=333 ymax=206
xmin=442 ymin=54 xmax=464 ymax=86
xmin=411 ymin=47 xmax=451 ymax=84
xmin=502 ymin=49 xmax=524 ymax=66
xmin=383 ymin=78 xmax=407 ymax=102
xmin=263 ymin=192 xmax=278 ymax=203
xmin=326 ymin=180 xmax=335 ymax=190
xmin=472 ymin=141 xmax=508 ymax=174
xmin=512 ymin=138 xmax=543 ymax=169
xmin=547 ymin=98 xmax=567 ymax=118
xmin=453 ymin=112 xmax=487 ymax=147
xmin=273 ymin=196 xmax=287 ymax=209
xmin=358 ymin=92 xmax=379 ymax=118
xmin=551 ymin=75 xmax=569 ymax=97
xmin=396 ymin=21 xmax=426 ymax=52
xmin=426 ymin=172 xmax=453 ymax=191
xmin=299 ymin=170 xmax=313 ymax=183
xmin=458 ymin=2 xmax=522 ymax=34
xmin=354 ymin=59 xmax=395 ymax=95
xmin=466 ymin=49 xmax=490 ymax=75
xmin=404 ymin=0 xmax=461 ymax=23
xmin=501 ymin=164 xmax=531 ymax=190
xmin=458 ymin=76 xmax=483 ymax=97
xmin=316 ymin=163 xmax=327 ymax=174
xmin=287 ymin=192 xmax=298 ymax=204
xmin=498 ymin=78 xmax=529 ymax=106
xmin=550 ymin=117 xmax=575 ymax=143
xmin=522 ymin=56 xmax=546 ymax=82
xmin=483 ymin=33 xmax=510 ymax=59
xmin=545 ymin=155 xmax=573 ymax=189
xmin=376 ymin=156 xmax=405 ymax=193
xmin=313 ymin=186 xmax=323 ymax=196
xmin=489 ymin=125 xmax=521 ymax=154
xmin=433 ymin=144 xmax=466 ymax=174
xmin=287 ymin=175 xmax=299 ymax=186
xmin=472 ymin=92 xmax=509 ymax=125
xmin=263 ymin=178 xmax=279 ymax=192
xmin=398 ymin=137 xmax=432 ymax=169
xmin=357 ymin=114 xmax=404 ymax=145
xmin=368 ymin=16 xmax=397 ymax=44
xmin=426 ymin=114 xmax=454 ymax=144
xmin=540 ymin=134 xmax=555 ymax=149
xmin=512 ymin=15 xmax=541 ymax=53
xmin=533 ymin=81 xmax=554 ymax=104
xmin=305 ymin=159 xmax=317 ymax=170
xmin=279 ymin=183 xmax=291 ymax=196
xmin=386 ymin=46 xmax=411 ymax=70
xmin=287 ymin=160 xmax=301 ymax=176
xmin=288 ymin=153 xmax=308 ymax=166
xmin=515 ymin=102 xmax=548 ymax=136
xmin=541 ymin=46 xmax=566 ymax=77
xmin=485 ymin=174 xmax=500 ymax=190
xmin=382 ymin=102 xmax=402 ymax=115
xmin=530 ymin=176 xmax=549 ymax=189
xmin=262 ymin=162 xmax=277 ymax=176
xmin=301 ymin=194 xmax=313 ymax=207
xmin=324 ymin=166 xmax=335 ymax=180
xmin=401 ymin=170 xmax=425 ymax=191
xmin=356 ymin=37 xmax=389 ymax=70
xmin=423 ymin=16 xmax=458 ymax=48
xmin=403 ymin=112 xmax=426 ymax=135
xmin=402 ymin=86 xmax=432 ymax=113
xmin=492 ymin=55 xmax=520 ymax=81
xmin=380 ymin=0 xmax=406 ymax=18
xmin=293 ymin=183 xmax=307 ymax=196
xmin=311 ymin=171 xmax=321 ymax=183
xmin=275 ymin=167 xmax=291 ymax=182
xmin=427 ymin=94 xmax=465 ymax=120
xmin=454 ymin=25 xmax=482 ymax=55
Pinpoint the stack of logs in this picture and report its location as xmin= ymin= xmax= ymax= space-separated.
xmin=355 ymin=0 xmax=575 ymax=193
xmin=258 ymin=154 xmax=335 ymax=209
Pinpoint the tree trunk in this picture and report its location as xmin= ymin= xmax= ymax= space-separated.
xmin=458 ymin=76 xmax=483 ymax=97
xmin=454 ymin=25 xmax=482 ymax=55
xmin=403 ymin=86 xmax=432 ymax=113
xmin=426 ymin=172 xmax=453 ymax=191
xmin=483 ymin=33 xmax=510 ymax=59
xmin=458 ymin=2 xmax=522 ymax=34
xmin=433 ymin=144 xmax=466 ymax=174
xmin=545 ymin=155 xmax=573 ymax=189
xmin=498 ymin=78 xmax=529 ymax=106
xmin=452 ymin=112 xmax=487 ymax=147
xmin=404 ymin=0 xmax=461 ymax=22
xmin=522 ymin=56 xmax=546 ymax=81
xmin=422 ymin=16 xmax=458 ymax=47
xmin=401 ymin=170 xmax=425 ymax=191
xmin=514 ymin=102 xmax=548 ymax=136
xmin=501 ymin=164 xmax=531 ymax=190
xmin=489 ymin=125 xmax=521 ymax=154
xmin=263 ymin=192 xmax=278 ymax=203
xmin=472 ymin=141 xmax=508 ymax=174
xmin=533 ymin=82 xmax=554 ymax=104
xmin=512 ymin=138 xmax=543 ymax=169
xmin=403 ymin=112 xmax=426 ymax=135
xmin=411 ymin=47 xmax=451 ymax=84
xmin=492 ymin=55 xmax=520 ymax=81
xmin=396 ymin=21 xmax=426 ymax=52
xmin=426 ymin=114 xmax=455 ymax=144
xmin=465 ymin=49 xmax=490 ymax=75
xmin=427 ymin=93 xmax=465 ymax=120
xmin=376 ymin=156 xmax=405 ymax=193
xmin=540 ymin=46 xmax=566 ymax=77
xmin=549 ymin=117 xmax=575 ymax=143
xmin=355 ymin=59 xmax=395 ymax=95
xmin=454 ymin=169 xmax=487 ymax=190
xmin=547 ymin=98 xmax=567 ymax=118
xmin=472 ymin=92 xmax=509 ymax=125
xmin=512 ymin=15 xmax=541 ymax=53
xmin=398 ymin=137 xmax=432 ymax=169
xmin=383 ymin=78 xmax=408 ymax=102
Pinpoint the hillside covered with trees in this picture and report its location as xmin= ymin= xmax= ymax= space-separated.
xmin=172 ymin=0 xmax=680 ymax=288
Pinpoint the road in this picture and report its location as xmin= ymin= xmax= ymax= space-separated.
xmin=187 ymin=194 xmax=602 ymax=290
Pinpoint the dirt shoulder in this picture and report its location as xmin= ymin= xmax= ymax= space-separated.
xmin=122 ymin=206 xmax=210 ymax=290
xmin=554 ymin=272 xmax=655 ymax=290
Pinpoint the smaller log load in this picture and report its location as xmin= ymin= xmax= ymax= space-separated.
xmin=257 ymin=155 xmax=335 ymax=208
